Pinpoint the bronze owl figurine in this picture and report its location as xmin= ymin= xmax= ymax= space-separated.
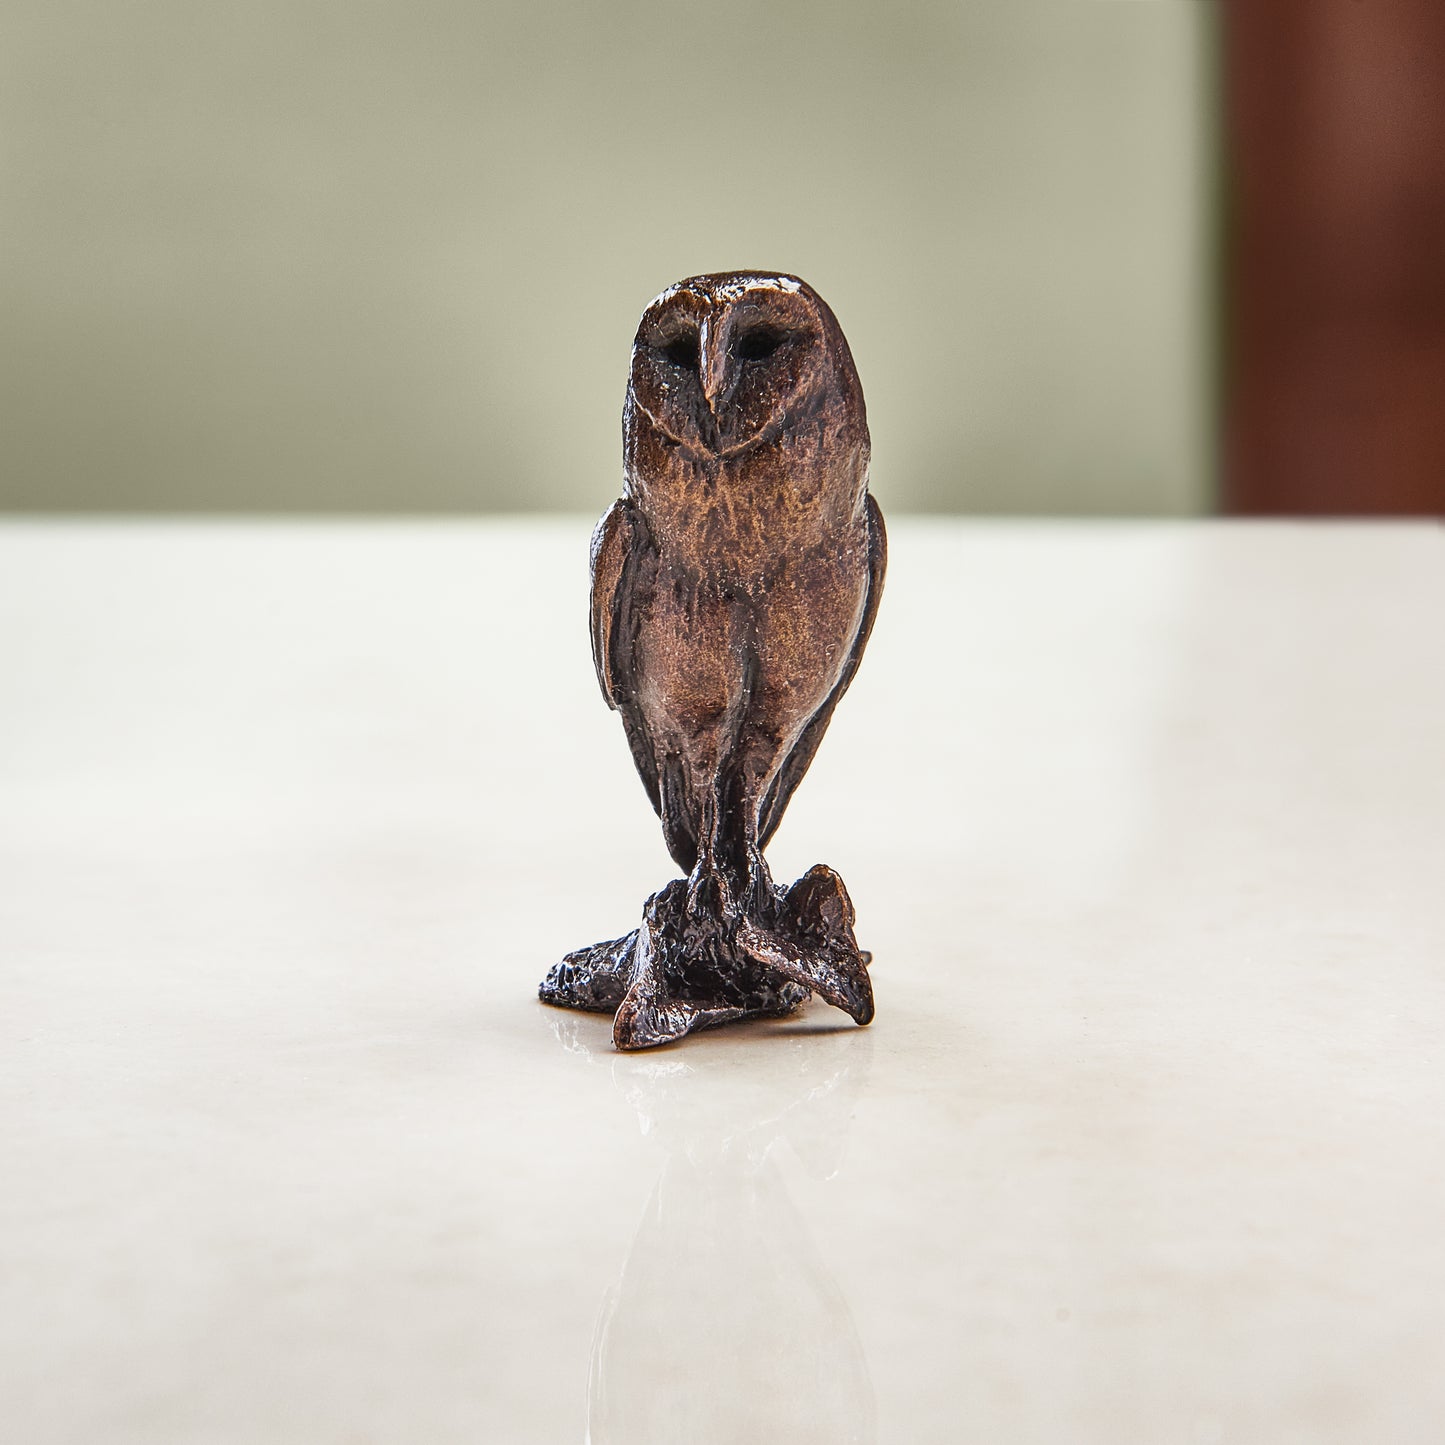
xmin=540 ymin=271 xmax=886 ymax=1051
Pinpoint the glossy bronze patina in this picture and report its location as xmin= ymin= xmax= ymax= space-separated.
xmin=540 ymin=271 xmax=886 ymax=1050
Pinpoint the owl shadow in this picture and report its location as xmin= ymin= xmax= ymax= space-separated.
xmin=548 ymin=1015 xmax=877 ymax=1444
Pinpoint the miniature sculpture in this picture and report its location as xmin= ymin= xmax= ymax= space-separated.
xmin=540 ymin=271 xmax=886 ymax=1051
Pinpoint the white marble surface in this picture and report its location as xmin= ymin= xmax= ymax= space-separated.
xmin=2 ymin=519 xmax=1442 ymax=1444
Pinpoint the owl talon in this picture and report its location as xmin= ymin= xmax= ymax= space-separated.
xmin=538 ymin=931 xmax=636 ymax=1013
xmin=609 ymin=897 xmax=799 ymax=1050
xmin=734 ymin=920 xmax=875 ymax=1026
xmin=613 ymin=993 xmax=753 ymax=1052
xmin=685 ymin=864 xmax=738 ymax=927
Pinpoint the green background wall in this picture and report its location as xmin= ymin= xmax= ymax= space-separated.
xmin=1 ymin=1 xmax=1214 ymax=515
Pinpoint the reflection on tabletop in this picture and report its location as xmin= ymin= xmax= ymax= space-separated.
xmin=549 ymin=1015 xmax=876 ymax=1445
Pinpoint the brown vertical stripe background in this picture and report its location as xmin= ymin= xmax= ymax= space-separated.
xmin=1223 ymin=0 xmax=1445 ymax=514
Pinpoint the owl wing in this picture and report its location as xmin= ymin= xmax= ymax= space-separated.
xmin=758 ymin=493 xmax=887 ymax=850
xmin=589 ymin=499 xmax=640 ymax=711
xmin=589 ymin=499 xmax=676 ymax=841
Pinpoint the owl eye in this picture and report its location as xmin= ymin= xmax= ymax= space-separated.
xmin=656 ymin=329 xmax=700 ymax=371
xmin=734 ymin=324 xmax=789 ymax=362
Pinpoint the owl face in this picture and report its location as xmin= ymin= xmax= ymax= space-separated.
xmin=627 ymin=272 xmax=860 ymax=459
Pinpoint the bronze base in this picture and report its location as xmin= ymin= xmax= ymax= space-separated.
xmin=540 ymin=864 xmax=874 ymax=1051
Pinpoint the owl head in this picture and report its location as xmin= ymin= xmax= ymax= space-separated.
xmin=625 ymin=271 xmax=867 ymax=462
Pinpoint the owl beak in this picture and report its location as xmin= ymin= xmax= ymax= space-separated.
xmin=699 ymin=313 xmax=731 ymax=416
